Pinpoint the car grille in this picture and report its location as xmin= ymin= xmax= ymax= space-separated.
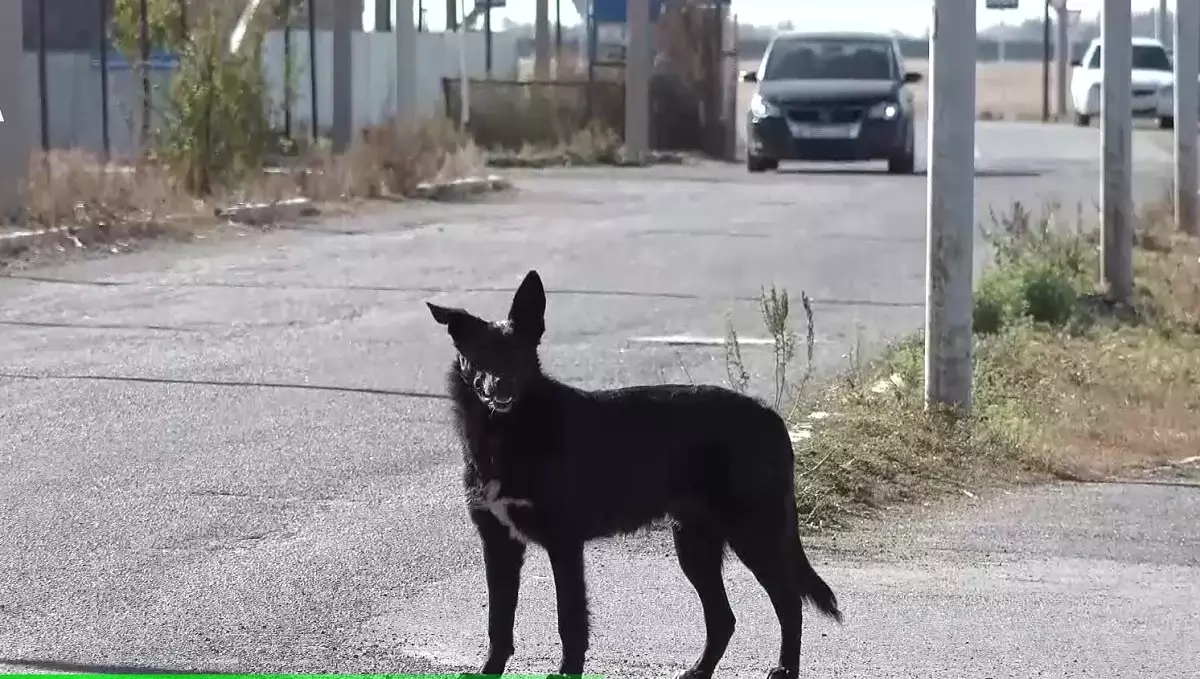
xmin=785 ymin=106 xmax=866 ymax=124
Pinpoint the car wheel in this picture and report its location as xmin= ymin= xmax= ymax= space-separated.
xmin=1074 ymin=113 xmax=1091 ymax=127
xmin=1159 ymin=115 xmax=1175 ymax=130
xmin=887 ymin=147 xmax=915 ymax=175
xmin=747 ymin=156 xmax=776 ymax=173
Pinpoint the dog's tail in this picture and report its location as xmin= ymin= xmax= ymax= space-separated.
xmin=797 ymin=544 xmax=843 ymax=623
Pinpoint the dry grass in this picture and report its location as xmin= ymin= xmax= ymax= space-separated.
xmin=727 ymin=195 xmax=1200 ymax=532
xmin=13 ymin=116 xmax=485 ymax=254
xmin=905 ymin=59 xmax=1062 ymax=121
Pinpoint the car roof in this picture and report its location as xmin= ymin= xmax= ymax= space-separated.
xmin=1086 ymin=36 xmax=1167 ymax=49
xmin=771 ymin=30 xmax=898 ymax=44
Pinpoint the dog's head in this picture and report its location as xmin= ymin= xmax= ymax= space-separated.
xmin=427 ymin=270 xmax=547 ymax=414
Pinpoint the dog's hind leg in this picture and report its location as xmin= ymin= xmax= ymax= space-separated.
xmin=547 ymin=541 xmax=590 ymax=677
xmin=671 ymin=520 xmax=735 ymax=679
xmin=472 ymin=509 xmax=527 ymax=675
xmin=725 ymin=500 xmax=804 ymax=679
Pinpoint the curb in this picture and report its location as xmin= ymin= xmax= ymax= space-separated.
xmin=412 ymin=175 xmax=513 ymax=202
xmin=0 ymin=226 xmax=81 ymax=254
xmin=215 ymin=197 xmax=320 ymax=226
xmin=2 ymin=198 xmax=319 ymax=256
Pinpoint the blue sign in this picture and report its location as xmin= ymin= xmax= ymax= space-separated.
xmin=90 ymin=51 xmax=180 ymax=71
xmin=592 ymin=0 xmax=662 ymax=24
xmin=591 ymin=0 xmax=727 ymax=24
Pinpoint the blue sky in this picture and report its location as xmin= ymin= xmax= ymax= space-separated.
xmin=367 ymin=0 xmax=1169 ymax=35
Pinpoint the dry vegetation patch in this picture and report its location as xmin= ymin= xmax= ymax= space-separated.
xmin=725 ymin=194 xmax=1200 ymax=532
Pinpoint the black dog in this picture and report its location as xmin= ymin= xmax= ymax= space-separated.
xmin=427 ymin=270 xmax=842 ymax=679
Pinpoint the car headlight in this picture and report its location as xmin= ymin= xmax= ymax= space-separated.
xmin=1160 ymin=83 xmax=1174 ymax=98
xmin=867 ymin=101 xmax=900 ymax=120
xmin=749 ymin=93 xmax=782 ymax=118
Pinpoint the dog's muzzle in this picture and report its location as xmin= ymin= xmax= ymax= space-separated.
xmin=466 ymin=363 xmax=516 ymax=413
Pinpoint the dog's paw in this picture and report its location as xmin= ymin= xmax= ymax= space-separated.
xmin=764 ymin=668 xmax=798 ymax=679
xmin=673 ymin=669 xmax=713 ymax=679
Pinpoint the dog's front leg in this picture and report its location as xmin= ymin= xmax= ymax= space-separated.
xmin=472 ymin=508 xmax=527 ymax=675
xmin=547 ymin=541 xmax=589 ymax=676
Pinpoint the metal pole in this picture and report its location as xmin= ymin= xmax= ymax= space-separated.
xmin=99 ymin=0 xmax=111 ymax=161
xmin=485 ymin=3 xmax=493 ymax=77
xmin=587 ymin=0 xmax=597 ymax=120
xmin=556 ymin=0 xmax=563 ymax=75
xmin=457 ymin=0 xmax=470 ymax=128
xmin=0 ymin=0 xmax=28 ymax=217
xmin=37 ymin=0 xmax=49 ymax=151
xmin=179 ymin=0 xmax=188 ymax=42
xmin=376 ymin=0 xmax=392 ymax=30
xmin=396 ymin=0 xmax=418 ymax=119
xmin=625 ymin=0 xmax=650 ymax=160
xmin=308 ymin=0 xmax=319 ymax=139
xmin=446 ymin=0 xmax=457 ymax=31
xmin=1054 ymin=3 xmax=1068 ymax=119
xmin=1041 ymin=0 xmax=1050 ymax=123
xmin=1100 ymin=0 xmax=1133 ymax=304
xmin=283 ymin=0 xmax=292 ymax=138
xmin=924 ymin=0 xmax=977 ymax=413
xmin=535 ymin=0 xmax=551 ymax=78
xmin=1174 ymin=0 xmax=1198 ymax=236
xmin=1157 ymin=0 xmax=1169 ymax=50
xmin=140 ymin=0 xmax=151 ymax=147
xmin=331 ymin=0 xmax=352 ymax=151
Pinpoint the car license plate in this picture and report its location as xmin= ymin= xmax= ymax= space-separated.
xmin=788 ymin=121 xmax=859 ymax=139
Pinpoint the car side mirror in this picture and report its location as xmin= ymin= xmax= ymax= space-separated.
xmin=742 ymin=70 xmax=759 ymax=84
xmin=902 ymin=71 xmax=922 ymax=84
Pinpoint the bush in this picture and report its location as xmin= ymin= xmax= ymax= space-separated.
xmin=973 ymin=201 xmax=1094 ymax=333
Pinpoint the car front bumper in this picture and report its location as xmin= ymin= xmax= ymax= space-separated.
xmin=1156 ymin=86 xmax=1200 ymax=118
xmin=746 ymin=114 xmax=908 ymax=162
xmin=1077 ymin=85 xmax=1167 ymax=117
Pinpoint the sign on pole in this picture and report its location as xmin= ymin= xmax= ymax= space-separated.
xmin=985 ymin=0 xmax=1019 ymax=9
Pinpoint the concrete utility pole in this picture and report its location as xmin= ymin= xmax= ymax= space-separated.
xmin=1175 ymin=0 xmax=1199 ymax=235
xmin=0 ymin=0 xmax=27 ymax=218
xmin=1157 ymin=0 xmax=1170 ymax=50
xmin=925 ymin=0 xmax=977 ymax=413
xmin=331 ymin=0 xmax=353 ymax=152
xmin=396 ymin=0 xmax=419 ymax=120
xmin=1101 ymin=0 xmax=1134 ymax=304
xmin=1054 ymin=1 xmax=1069 ymax=119
xmin=625 ymin=0 xmax=651 ymax=160
xmin=534 ymin=0 xmax=551 ymax=78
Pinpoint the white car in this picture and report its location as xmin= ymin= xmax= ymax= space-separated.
xmin=1155 ymin=74 xmax=1200 ymax=129
xmin=1070 ymin=36 xmax=1174 ymax=129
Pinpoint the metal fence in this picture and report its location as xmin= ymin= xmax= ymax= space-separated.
xmin=442 ymin=76 xmax=626 ymax=150
xmin=28 ymin=0 xmax=326 ymax=161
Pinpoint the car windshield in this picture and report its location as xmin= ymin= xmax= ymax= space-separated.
xmin=1087 ymin=44 xmax=1172 ymax=70
xmin=762 ymin=38 xmax=896 ymax=81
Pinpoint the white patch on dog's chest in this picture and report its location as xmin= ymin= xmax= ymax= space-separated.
xmin=480 ymin=479 xmax=534 ymax=544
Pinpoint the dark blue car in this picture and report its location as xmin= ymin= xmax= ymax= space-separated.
xmin=743 ymin=30 xmax=922 ymax=174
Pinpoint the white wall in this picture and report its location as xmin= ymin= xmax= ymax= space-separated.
xmin=23 ymin=29 xmax=520 ymax=158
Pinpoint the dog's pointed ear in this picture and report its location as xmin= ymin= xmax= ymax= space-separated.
xmin=508 ymin=270 xmax=546 ymax=340
xmin=427 ymin=302 xmax=461 ymax=327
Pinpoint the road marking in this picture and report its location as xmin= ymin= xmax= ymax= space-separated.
xmin=628 ymin=335 xmax=778 ymax=346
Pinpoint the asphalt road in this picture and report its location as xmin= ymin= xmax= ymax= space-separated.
xmin=1 ymin=122 xmax=1197 ymax=678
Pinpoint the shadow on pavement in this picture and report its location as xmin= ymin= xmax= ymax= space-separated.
xmin=776 ymin=167 xmax=1043 ymax=178
xmin=0 ymin=658 xmax=237 ymax=675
